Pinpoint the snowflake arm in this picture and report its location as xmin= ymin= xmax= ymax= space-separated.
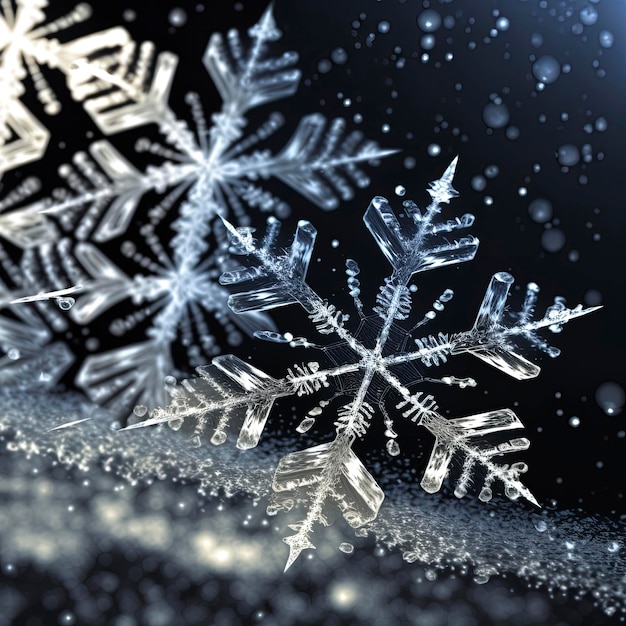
xmin=450 ymin=271 xmax=601 ymax=379
xmin=203 ymin=3 xmax=301 ymax=147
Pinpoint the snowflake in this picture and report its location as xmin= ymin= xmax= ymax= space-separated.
xmin=2 ymin=4 xmax=394 ymax=412
xmin=127 ymin=158 xmax=598 ymax=570
xmin=0 ymin=0 xmax=145 ymax=172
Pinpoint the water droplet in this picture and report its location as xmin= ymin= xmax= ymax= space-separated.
xmin=557 ymin=144 xmax=580 ymax=166
xmin=533 ymin=55 xmax=561 ymax=85
xmin=599 ymin=30 xmax=614 ymax=49
xmin=594 ymin=117 xmax=607 ymax=132
xmin=579 ymin=6 xmax=598 ymax=26
xmin=569 ymin=416 xmax=581 ymax=428
xmin=505 ymin=125 xmax=520 ymax=141
xmin=296 ymin=417 xmax=315 ymax=433
xmin=583 ymin=288 xmax=602 ymax=306
xmin=495 ymin=17 xmax=510 ymax=31
xmin=7 ymin=348 xmax=20 ymax=360
xmin=482 ymin=102 xmax=509 ymax=129
xmin=190 ymin=435 xmax=202 ymax=448
xmin=595 ymin=382 xmax=625 ymax=416
xmin=478 ymin=486 xmax=493 ymax=502
xmin=571 ymin=23 xmax=584 ymax=36
xmin=133 ymin=405 xmax=148 ymax=417
xmin=168 ymin=8 xmax=187 ymax=27
xmin=386 ymin=439 xmax=400 ymax=456
xmin=484 ymin=164 xmax=499 ymax=179
xmin=56 ymin=297 xmax=75 ymax=311
xmin=454 ymin=485 xmax=467 ymax=499
xmin=330 ymin=47 xmax=348 ymax=65
xmin=395 ymin=185 xmax=406 ymax=196
xmin=534 ymin=520 xmax=547 ymax=532
xmin=528 ymin=198 xmax=553 ymax=223
xmin=471 ymin=175 xmax=487 ymax=192
xmin=211 ymin=430 xmax=227 ymax=445
xmin=377 ymin=21 xmax=390 ymax=34
xmin=541 ymin=228 xmax=566 ymax=253
xmin=58 ymin=610 xmax=76 ymax=626
xmin=417 ymin=9 xmax=442 ymax=32
xmin=317 ymin=59 xmax=332 ymax=74
xmin=505 ymin=485 xmax=520 ymax=500
xmin=420 ymin=34 xmax=435 ymax=50
xmin=608 ymin=541 xmax=620 ymax=554
xmin=427 ymin=143 xmax=441 ymax=157
xmin=168 ymin=418 xmax=183 ymax=431
xmin=164 ymin=375 xmax=177 ymax=386
xmin=339 ymin=542 xmax=354 ymax=554
xmin=530 ymin=33 xmax=543 ymax=48
xmin=424 ymin=568 xmax=438 ymax=581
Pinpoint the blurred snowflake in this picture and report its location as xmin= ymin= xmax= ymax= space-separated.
xmin=0 ymin=3 xmax=394 ymax=413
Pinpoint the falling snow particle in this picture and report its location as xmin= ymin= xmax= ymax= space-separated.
xmin=168 ymin=8 xmax=187 ymax=27
xmin=482 ymin=103 xmax=509 ymax=129
xmin=595 ymin=382 xmax=625 ymax=416
xmin=528 ymin=198 xmax=553 ymax=223
xmin=532 ymin=55 xmax=561 ymax=85
xmin=541 ymin=228 xmax=566 ymax=252
xmin=417 ymin=10 xmax=441 ymax=33
xmin=599 ymin=30 xmax=614 ymax=48
xmin=557 ymin=144 xmax=580 ymax=166
xmin=427 ymin=143 xmax=441 ymax=157
xmin=331 ymin=48 xmax=348 ymax=65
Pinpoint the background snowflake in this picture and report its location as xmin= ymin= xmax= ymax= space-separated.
xmin=0 ymin=2 xmax=394 ymax=414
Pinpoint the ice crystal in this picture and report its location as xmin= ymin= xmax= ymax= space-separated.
xmin=0 ymin=4 xmax=394 ymax=412
xmin=129 ymin=158 xmax=597 ymax=570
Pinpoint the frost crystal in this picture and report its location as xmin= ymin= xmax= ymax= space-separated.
xmin=0 ymin=4 xmax=394 ymax=412
xmin=129 ymin=158 xmax=598 ymax=569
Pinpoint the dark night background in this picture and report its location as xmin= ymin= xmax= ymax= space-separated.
xmin=1 ymin=0 xmax=625 ymax=624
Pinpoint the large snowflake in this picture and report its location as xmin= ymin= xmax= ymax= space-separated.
xmin=1 ymin=4 xmax=394 ymax=412
xmin=128 ymin=159 xmax=597 ymax=569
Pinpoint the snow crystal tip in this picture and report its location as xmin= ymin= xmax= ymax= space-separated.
xmin=249 ymin=2 xmax=281 ymax=42
xmin=283 ymin=534 xmax=316 ymax=571
xmin=578 ymin=304 xmax=603 ymax=317
xmin=119 ymin=420 xmax=161 ymax=431
xmin=219 ymin=215 xmax=240 ymax=237
xmin=47 ymin=417 xmax=92 ymax=432
xmin=10 ymin=285 xmax=83 ymax=304
xmin=440 ymin=155 xmax=459 ymax=183
xmin=376 ymin=147 xmax=402 ymax=159
xmin=427 ymin=157 xmax=460 ymax=204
